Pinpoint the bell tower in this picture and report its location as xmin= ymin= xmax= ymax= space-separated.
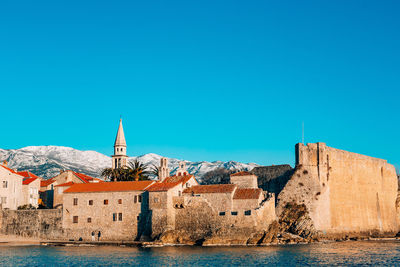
xmin=112 ymin=119 xmax=128 ymax=169
xmin=159 ymin=157 xmax=170 ymax=181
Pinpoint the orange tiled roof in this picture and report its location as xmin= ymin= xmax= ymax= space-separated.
xmin=41 ymin=178 xmax=56 ymax=187
xmin=146 ymin=181 xmax=181 ymax=192
xmin=231 ymin=171 xmax=254 ymax=177
xmin=163 ymin=174 xmax=195 ymax=185
xmin=233 ymin=188 xmax=262 ymax=199
xmin=0 ymin=164 xmax=22 ymax=176
xmin=22 ymin=177 xmax=39 ymax=185
xmin=73 ymin=172 xmax=97 ymax=183
xmin=64 ymin=180 xmax=154 ymax=193
xmin=183 ymin=184 xmax=237 ymax=194
xmin=55 ymin=181 xmax=75 ymax=187
xmin=17 ymin=171 xmax=41 ymax=179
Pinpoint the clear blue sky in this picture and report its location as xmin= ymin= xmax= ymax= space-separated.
xmin=0 ymin=1 xmax=399 ymax=168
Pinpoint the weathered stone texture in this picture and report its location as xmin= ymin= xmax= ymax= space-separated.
xmin=0 ymin=209 xmax=63 ymax=239
xmin=63 ymin=191 xmax=146 ymax=241
xmin=278 ymin=143 xmax=400 ymax=237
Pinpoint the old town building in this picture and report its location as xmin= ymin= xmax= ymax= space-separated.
xmin=0 ymin=161 xmax=23 ymax=210
xmin=62 ymin=181 xmax=154 ymax=240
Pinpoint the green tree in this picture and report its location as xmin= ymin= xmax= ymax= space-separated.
xmin=126 ymin=160 xmax=150 ymax=181
xmin=101 ymin=168 xmax=123 ymax=182
xmin=149 ymin=164 xmax=159 ymax=179
xmin=101 ymin=160 xmax=151 ymax=181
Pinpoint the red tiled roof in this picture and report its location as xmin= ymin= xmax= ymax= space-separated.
xmin=73 ymin=172 xmax=97 ymax=183
xmin=0 ymin=164 xmax=22 ymax=176
xmin=55 ymin=181 xmax=75 ymax=187
xmin=64 ymin=181 xmax=154 ymax=193
xmin=163 ymin=175 xmax=195 ymax=185
xmin=146 ymin=181 xmax=181 ymax=192
xmin=41 ymin=178 xmax=56 ymax=187
xmin=231 ymin=171 xmax=254 ymax=177
xmin=183 ymin=184 xmax=237 ymax=194
xmin=22 ymin=177 xmax=39 ymax=185
xmin=233 ymin=188 xmax=262 ymax=199
xmin=17 ymin=171 xmax=40 ymax=179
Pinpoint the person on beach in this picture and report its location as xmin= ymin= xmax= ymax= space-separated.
xmin=91 ymin=231 xmax=95 ymax=241
xmin=97 ymin=231 xmax=101 ymax=241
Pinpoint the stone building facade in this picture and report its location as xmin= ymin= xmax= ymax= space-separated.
xmin=0 ymin=162 xmax=23 ymax=210
xmin=62 ymin=181 xmax=154 ymax=241
xmin=40 ymin=170 xmax=101 ymax=208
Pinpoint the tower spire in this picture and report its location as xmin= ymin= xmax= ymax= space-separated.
xmin=114 ymin=118 xmax=126 ymax=147
xmin=112 ymin=118 xmax=128 ymax=169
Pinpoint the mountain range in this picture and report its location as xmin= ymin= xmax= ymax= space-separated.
xmin=0 ymin=146 xmax=259 ymax=182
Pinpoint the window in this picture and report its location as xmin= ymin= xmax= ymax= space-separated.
xmin=138 ymin=195 xmax=142 ymax=203
xmin=104 ymin=199 xmax=108 ymax=205
xmin=118 ymin=213 xmax=122 ymax=221
xmin=134 ymin=195 xmax=137 ymax=203
xmin=73 ymin=216 xmax=78 ymax=223
xmin=231 ymin=211 xmax=238 ymax=216
xmin=137 ymin=215 xmax=140 ymax=221
xmin=244 ymin=210 xmax=251 ymax=216
xmin=118 ymin=199 xmax=122 ymax=204
xmin=219 ymin=212 xmax=226 ymax=216
xmin=89 ymin=200 xmax=93 ymax=205
xmin=2 ymin=181 xmax=7 ymax=188
xmin=73 ymin=198 xmax=78 ymax=205
xmin=87 ymin=218 xmax=92 ymax=223
xmin=113 ymin=213 xmax=117 ymax=221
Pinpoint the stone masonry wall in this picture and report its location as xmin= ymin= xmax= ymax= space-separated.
xmin=0 ymin=209 xmax=63 ymax=239
xmin=278 ymin=143 xmax=400 ymax=237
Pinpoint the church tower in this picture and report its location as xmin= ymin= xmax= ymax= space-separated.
xmin=159 ymin=157 xmax=170 ymax=181
xmin=112 ymin=119 xmax=128 ymax=169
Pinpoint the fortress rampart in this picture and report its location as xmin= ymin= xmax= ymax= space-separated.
xmin=278 ymin=142 xmax=399 ymax=236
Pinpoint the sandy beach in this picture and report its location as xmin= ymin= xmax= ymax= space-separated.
xmin=0 ymin=234 xmax=40 ymax=246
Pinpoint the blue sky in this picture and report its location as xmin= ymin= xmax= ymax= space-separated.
xmin=0 ymin=1 xmax=399 ymax=168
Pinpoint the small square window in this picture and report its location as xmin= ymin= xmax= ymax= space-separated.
xmin=231 ymin=211 xmax=238 ymax=216
xmin=87 ymin=217 xmax=92 ymax=223
xmin=118 ymin=199 xmax=122 ymax=204
xmin=138 ymin=195 xmax=142 ymax=203
xmin=73 ymin=216 xmax=78 ymax=223
xmin=118 ymin=213 xmax=122 ymax=221
xmin=104 ymin=199 xmax=108 ymax=205
xmin=134 ymin=195 xmax=137 ymax=203
xmin=73 ymin=198 xmax=78 ymax=205
xmin=219 ymin=212 xmax=225 ymax=216
xmin=88 ymin=200 xmax=93 ymax=205
xmin=244 ymin=210 xmax=251 ymax=216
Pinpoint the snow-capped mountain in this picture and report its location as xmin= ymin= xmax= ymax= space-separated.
xmin=0 ymin=146 xmax=258 ymax=182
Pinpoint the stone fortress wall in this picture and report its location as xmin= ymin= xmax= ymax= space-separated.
xmin=0 ymin=209 xmax=63 ymax=239
xmin=277 ymin=142 xmax=400 ymax=236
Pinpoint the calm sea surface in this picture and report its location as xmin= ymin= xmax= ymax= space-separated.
xmin=0 ymin=240 xmax=399 ymax=266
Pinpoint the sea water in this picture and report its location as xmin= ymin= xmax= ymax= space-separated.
xmin=0 ymin=240 xmax=399 ymax=266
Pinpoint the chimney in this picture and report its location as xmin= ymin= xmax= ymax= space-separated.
xmin=2 ymin=160 xmax=7 ymax=167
